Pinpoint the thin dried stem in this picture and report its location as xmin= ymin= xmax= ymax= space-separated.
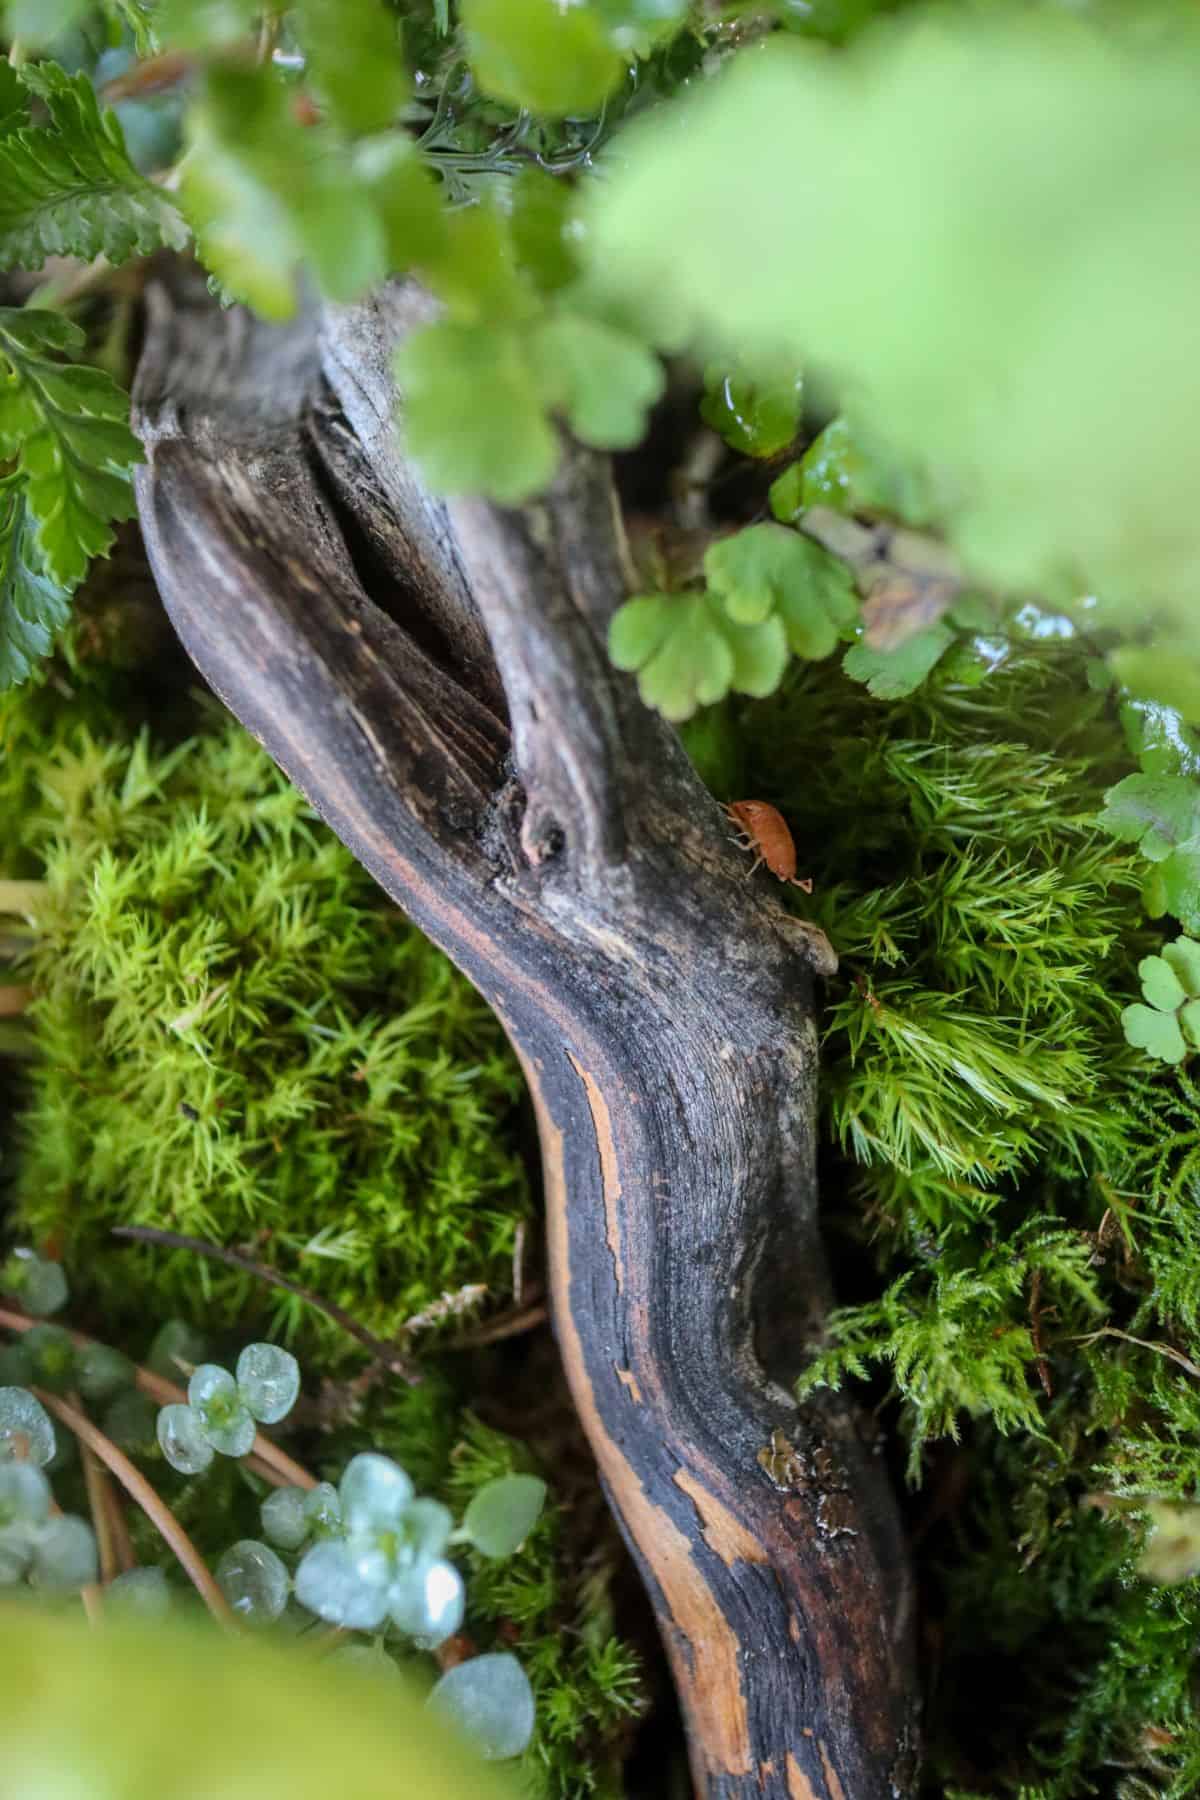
xmin=447 ymin=1302 xmax=548 ymax=1349
xmin=76 ymin=1396 xmax=120 ymax=1585
xmin=32 ymin=1387 xmax=234 ymax=1626
xmin=113 ymin=1224 xmax=421 ymax=1382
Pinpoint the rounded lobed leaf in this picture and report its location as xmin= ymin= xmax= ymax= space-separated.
xmin=388 ymin=1557 xmax=465 ymax=1647
xmin=462 ymin=1474 xmax=547 ymax=1559
xmin=303 ymin=1481 xmax=342 ymax=1538
xmin=235 ymin=1343 xmax=300 ymax=1425
xmin=339 ymin=1453 xmax=414 ymax=1532
xmin=188 ymin=1364 xmax=255 ymax=1457
xmin=22 ymin=1323 xmax=77 ymax=1394
xmin=427 ymin=1652 xmax=536 ymax=1761
xmin=0 ymin=1460 xmax=51 ymax=1530
xmin=146 ymin=1319 xmax=207 ymax=1382
xmin=294 ymin=1537 xmax=390 ymax=1631
xmin=107 ymin=1566 xmax=171 ymax=1619
xmin=156 ymin=1402 xmax=214 ymax=1476
xmin=1162 ymin=934 xmax=1200 ymax=997
xmin=261 ymin=1484 xmax=310 ymax=1552
xmin=0 ymin=1386 xmax=56 ymax=1466
xmin=76 ymin=1343 xmax=135 ymax=1405
xmin=1137 ymin=953 xmax=1186 ymax=1012
xmin=5 ymin=1250 xmax=68 ymax=1317
xmin=1122 ymin=1001 xmax=1187 ymax=1065
xmin=216 ymin=1539 xmax=289 ymax=1625
xmin=30 ymin=1514 xmax=98 ymax=1591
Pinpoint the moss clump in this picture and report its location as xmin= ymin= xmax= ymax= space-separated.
xmin=0 ymin=647 xmax=644 ymax=1799
xmin=1 ymin=688 xmax=528 ymax=1364
xmin=721 ymin=640 xmax=1200 ymax=1795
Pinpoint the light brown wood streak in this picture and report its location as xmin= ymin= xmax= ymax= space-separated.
xmin=527 ymin=1057 xmax=754 ymax=1780
xmin=786 ymin=1753 xmax=820 ymax=1800
xmin=818 ymin=1743 xmax=847 ymax=1800
xmin=616 ymin=1367 xmax=644 ymax=1403
xmin=566 ymin=1051 xmax=625 ymax=1294
xmin=674 ymin=1468 xmax=771 ymax=1568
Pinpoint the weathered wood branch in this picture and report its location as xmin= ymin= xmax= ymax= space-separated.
xmin=133 ymin=277 xmax=919 ymax=1798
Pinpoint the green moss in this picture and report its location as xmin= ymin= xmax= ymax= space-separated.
xmin=0 ymin=642 xmax=644 ymax=1798
xmin=2 ymin=693 xmax=528 ymax=1364
xmin=721 ymin=640 xmax=1200 ymax=1795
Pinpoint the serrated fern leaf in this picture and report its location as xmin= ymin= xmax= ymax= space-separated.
xmin=0 ymin=308 xmax=141 ymax=588
xmin=0 ymin=62 xmax=187 ymax=270
xmin=0 ymin=478 xmax=73 ymax=691
xmin=0 ymin=61 xmax=29 ymax=138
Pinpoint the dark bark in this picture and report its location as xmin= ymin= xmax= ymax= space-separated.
xmin=132 ymin=276 xmax=920 ymax=1799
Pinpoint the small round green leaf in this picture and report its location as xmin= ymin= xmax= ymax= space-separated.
xmin=1122 ymin=1001 xmax=1187 ymax=1065
xmin=1162 ymin=935 xmax=1200 ymax=998
xmin=1137 ymin=953 xmax=1186 ymax=1012
xmin=463 ymin=1474 xmax=548 ymax=1559
xmin=216 ymin=1540 xmax=289 ymax=1625
xmin=427 ymin=1652 xmax=536 ymax=1761
xmin=0 ymin=1387 xmax=55 ymax=1466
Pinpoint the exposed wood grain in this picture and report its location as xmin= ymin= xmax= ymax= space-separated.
xmin=133 ymin=274 xmax=919 ymax=1797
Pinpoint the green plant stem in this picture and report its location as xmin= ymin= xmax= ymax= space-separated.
xmin=32 ymin=1386 xmax=235 ymax=1626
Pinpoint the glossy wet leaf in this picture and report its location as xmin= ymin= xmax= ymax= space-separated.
xmin=295 ymin=1536 xmax=390 ymax=1630
xmin=0 ymin=1387 xmax=55 ymax=1466
xmin=388 ymin=1556 xmax=465 ymax=1645
xmin=261 ymin=1484 xmax=310 ymax=1551
xmin=156 ymin=1402 xmax=214 ymax=1476
xmin=217 ymin=1539 xmax=290 ymax=1624
xmin=700 ymin=367 xmax=802 ymax=459
xmin=1098 ymin=775 xmax=1200 ymax=863
xmin=236 ymin=1343 xmax=300 ymax=1424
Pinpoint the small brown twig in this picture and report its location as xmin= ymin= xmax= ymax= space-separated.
xmin=32 ymin=1387 xmax=234 ymax=1625
xmin=446 ymin=1302 xmax=549 ymax=1350
xmin=76 ymin=1398 xmax=121 ymax=1585
xmin=112 ymin=1225 xmax=422 ymax=1383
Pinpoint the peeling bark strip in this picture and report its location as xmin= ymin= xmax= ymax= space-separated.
xmin=132 ymin=276 xmax=920 ymax=1797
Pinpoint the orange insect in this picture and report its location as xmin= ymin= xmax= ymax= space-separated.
xmin=723 ymin=800 xmax=813 ymax=893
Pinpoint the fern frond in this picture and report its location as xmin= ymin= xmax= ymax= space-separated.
xmin=0 ymin=62 xmax=186 ymax=270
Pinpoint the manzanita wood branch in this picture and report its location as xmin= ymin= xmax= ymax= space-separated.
xmin=131 ymin=274 xmax=920 ymax=1798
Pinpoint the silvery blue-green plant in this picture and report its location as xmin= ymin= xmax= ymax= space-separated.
xmin=0 ymin=1248 xmax=67 ymax=1318
xmin=0 ymin=1395 xmax=97 ymax=1592
xmin=156 ymin=1342 xmax=300 ymax=1474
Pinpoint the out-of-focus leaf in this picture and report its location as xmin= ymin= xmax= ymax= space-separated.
xmin=0 ymin=1608 xmax=519 ymax=1798
xmin=462 ymin=0 xmax=622 ymax=116
xmin=293 ymin=0 xmax=409 ymax=136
